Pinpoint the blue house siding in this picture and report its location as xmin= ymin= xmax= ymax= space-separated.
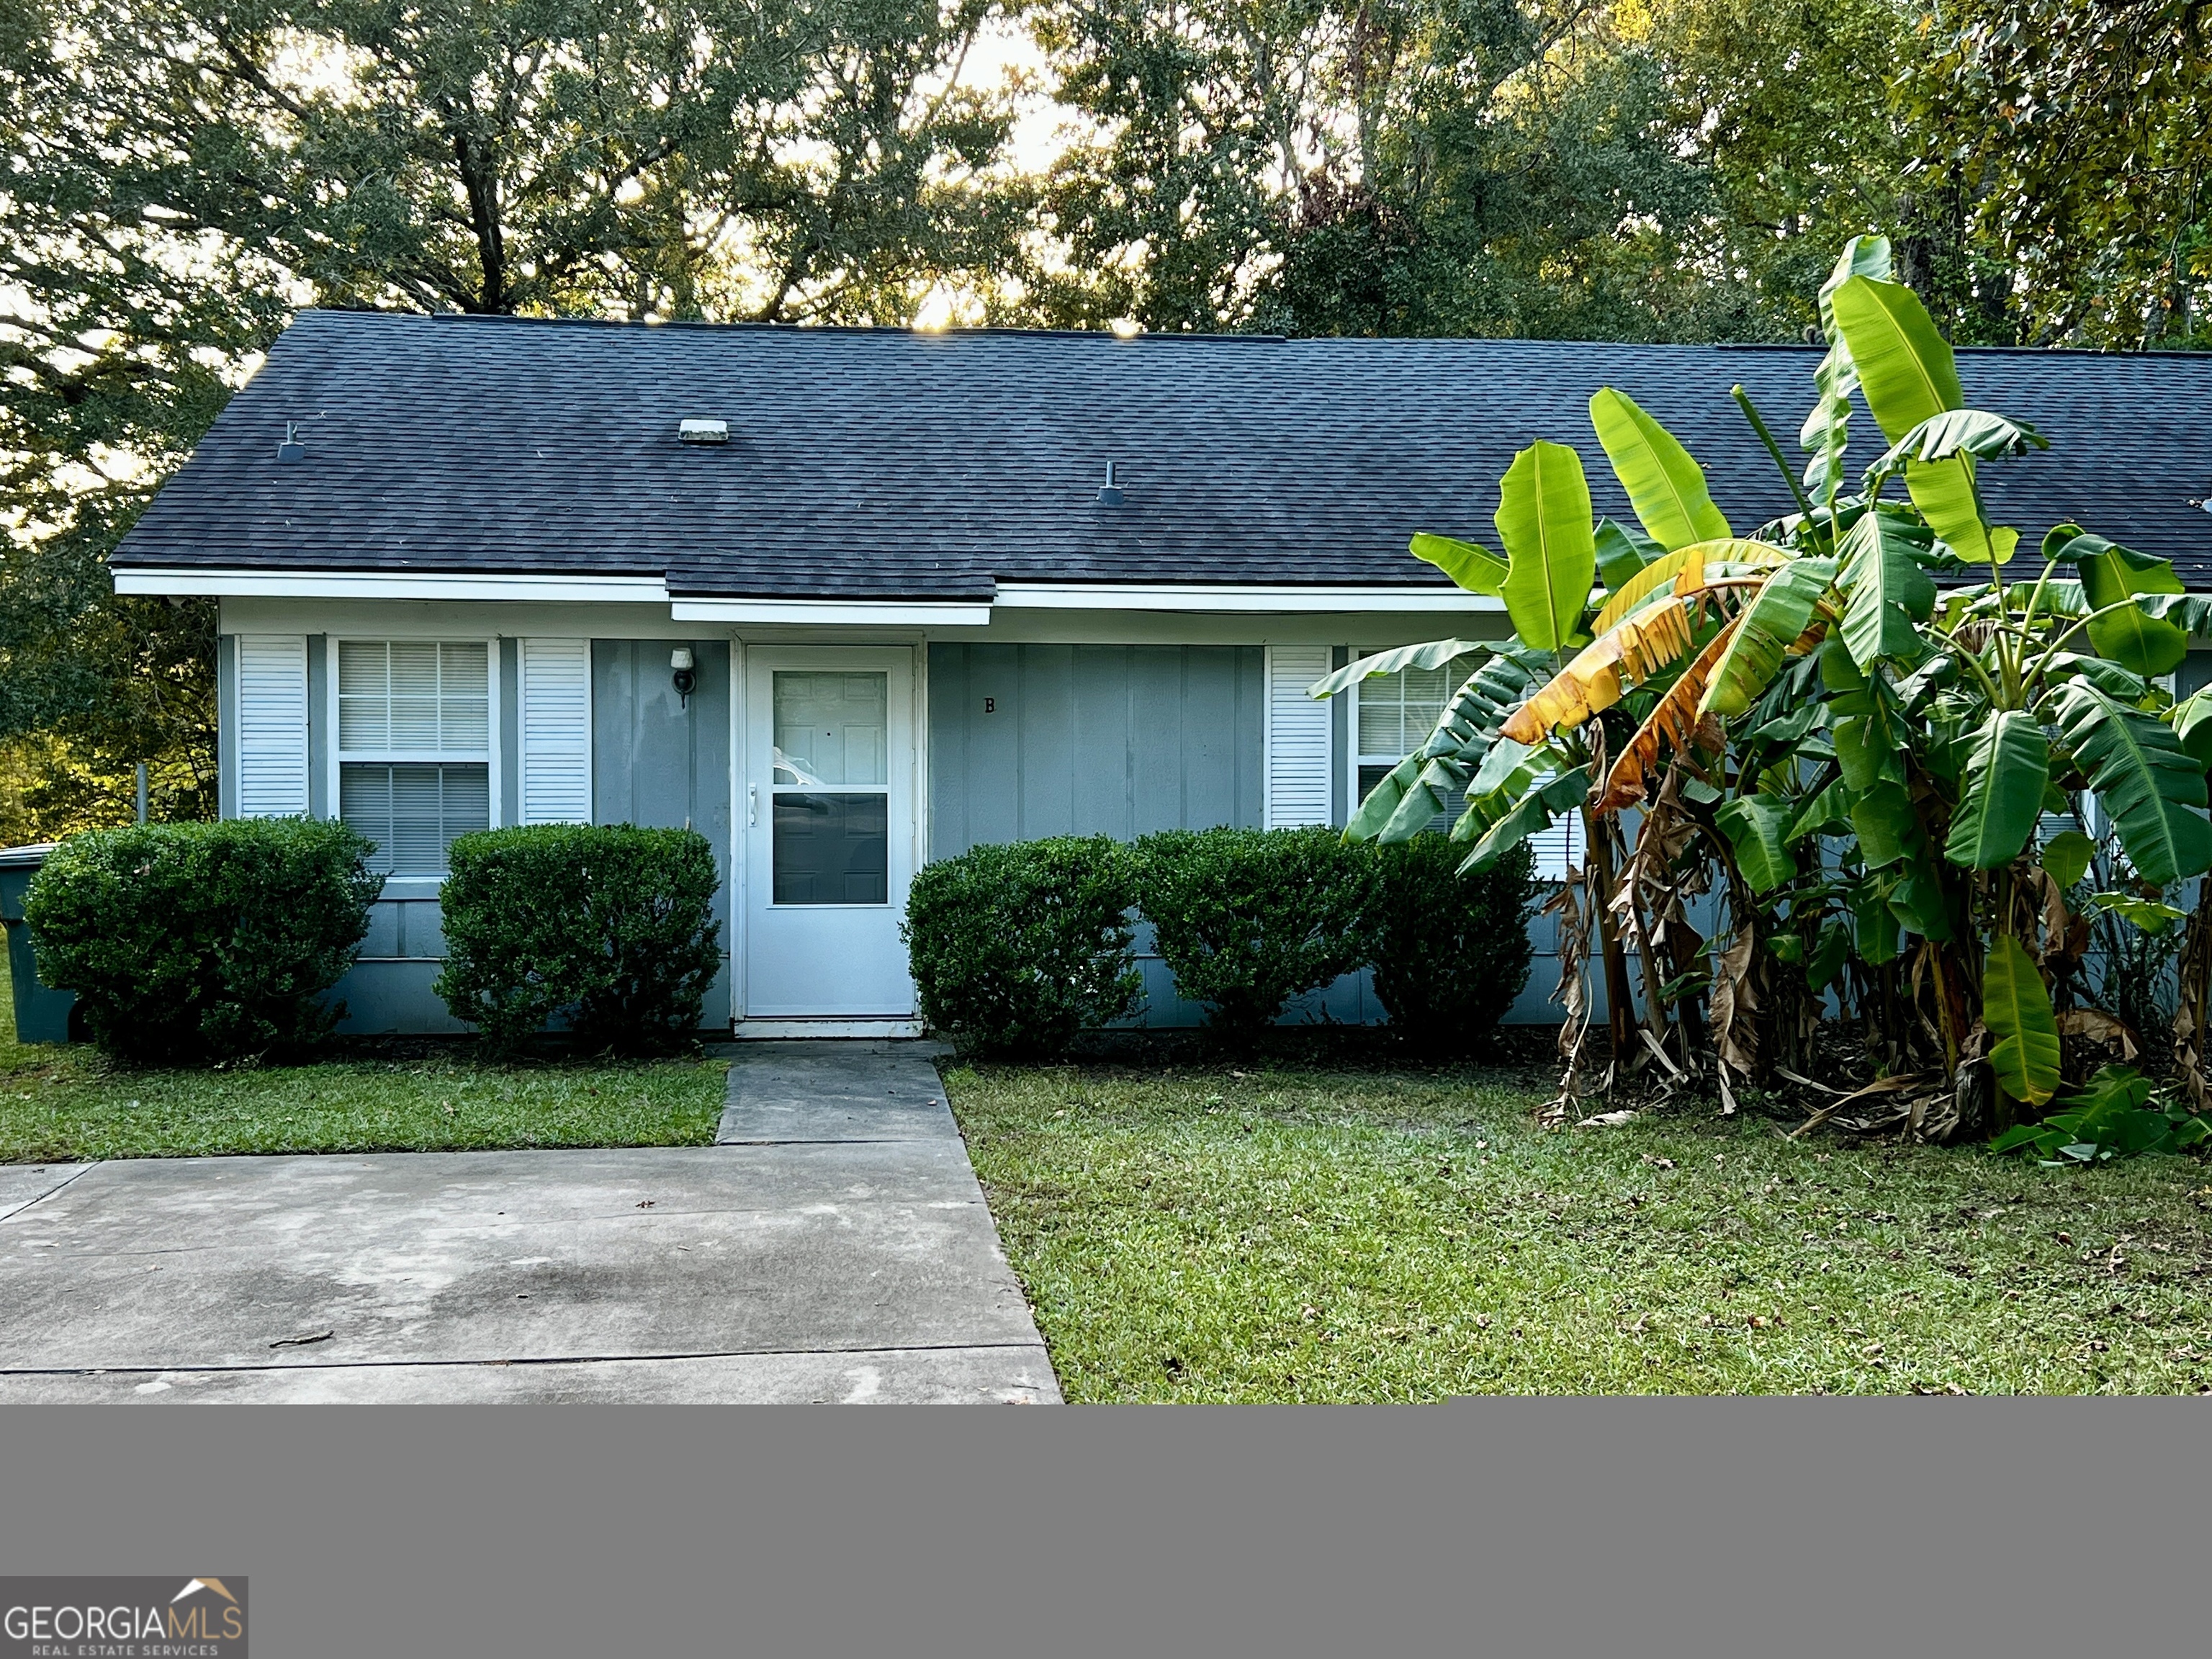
xmin=927 ymin=643 xmax=1265 ymax=853
xmin=592 ymin=639 xmax=734 ymax=1025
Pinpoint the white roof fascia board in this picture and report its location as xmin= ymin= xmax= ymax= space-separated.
xmin=114 ymin=568 xmax=671 ymax=603
xmin=670 ymin=598 xmax=993 ymax=626
xmin=994 ymin=583 xmax=1504 ymax=613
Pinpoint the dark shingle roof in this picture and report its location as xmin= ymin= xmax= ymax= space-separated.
xmin=111 ymin=310 xmax=2212 ymax=597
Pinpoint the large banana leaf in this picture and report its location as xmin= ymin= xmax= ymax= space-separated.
xmin=1799 ymin=235 xmax=1892 ymax=501
xmin=2049 ymin=680 xmax=2212 ymax=886
xmin=1464 ymin=767 xmax=1590 ymax=874
xmin=1835 ymin=508 xmax=1937 ymax=668
xmin=1830 ymin=275 xmax=1964 ymax=436
xmin=1591 ymin=545 xmax=1701 ymax=636
xmin=1410 ymin=533 xmax=1509 ymax=596
xmin=1713 ymin=796 xmax=1797 ymax=892
xmin=1697 ymin=556 xmax=1837 ymax=719
xmin=1829 ymin=275 xmax=2000 ymax=564
xmin=1944 ymin=709 xmax=2049 ymax=868
xmin=1594 ymin=517 xmax=1660 ymax=592
xmin=1493 ymin=440 xmax=1596 ymax=650
xmin=1309 ymin=639 xmax=1488 ymax=699
xmin=2174 ymin=687 xmax=2212 ymax=769
xmin=1984 ymin=934 xmax=2062 ymax=1107
xmin=1588 ymin=388 xmax=1731 ymax=552
xmin=1864 ymin=409 xmax=2046 ymax=482
xmin=1851 ymin=781 xmax=1921 ymax=868
xmin=2065 ymin=529 xmax=2189 ymax=677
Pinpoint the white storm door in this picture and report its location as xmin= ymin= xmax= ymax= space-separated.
xmin=742 ymin=647 xmax=918 ymax=1019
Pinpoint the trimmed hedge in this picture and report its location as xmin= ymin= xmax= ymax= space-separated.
xmin=1136 ymin=825 xmax=1377 ymax=1038
xmin=435 ymin=824 xmax=723 ymax=1053
xmin=1364 ymin=835 xmax=1536 ymax=1050
xmin=24 ymin=817 xmax=381 ymax=1064
xmin=903 ymin=836 xmax=1143 ymax=1057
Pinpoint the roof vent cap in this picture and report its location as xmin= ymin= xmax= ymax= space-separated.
xmin=679 ymin=418 xmax=729 ymax=445
xmin=1097 ymin=460 xmax=1123 ymax=507
xmin=276 ymin=421 xmax=306 ymax=464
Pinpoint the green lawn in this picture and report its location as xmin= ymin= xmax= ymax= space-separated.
xmin=0 ymin=944 xmax=727 ymax=1161
xmin=945 ymin=1059 xmax=2212 ymax=1399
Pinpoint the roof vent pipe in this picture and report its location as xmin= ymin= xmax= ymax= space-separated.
xmin=1097 ymin=461 xmax=1123 ymax=507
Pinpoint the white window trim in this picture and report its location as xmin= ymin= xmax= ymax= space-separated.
xmin=326 ymin=634 xmax=504 ymax=896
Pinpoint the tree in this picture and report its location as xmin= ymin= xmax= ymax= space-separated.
xmin=1024 ymin=0 xmax=1722 ymax=338
xmin=1917 ymin=0 xmax=2212 ymax=347
xmin=1 ymin=0 xmax=1025 ymax=837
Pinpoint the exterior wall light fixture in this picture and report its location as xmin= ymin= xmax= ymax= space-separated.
xmin=671 ymin=647 xmax=697 ymax=707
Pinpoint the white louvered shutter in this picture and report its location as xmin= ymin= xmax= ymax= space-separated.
xmin=1265 ymin=645 xmax=1334 ymax=829
xmin=518 ymin=638 xmax=592 ymax=823
xmin=235 ymin=634 xmax=309 ymax=817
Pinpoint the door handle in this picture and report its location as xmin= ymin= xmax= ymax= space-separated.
xmin=748 ymin=783 xmax=757 ymax=827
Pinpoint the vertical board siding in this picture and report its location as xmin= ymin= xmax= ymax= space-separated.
xmin=235 ymin=634 xmax=310 ymax=817
xmin=590 ymin=639 xmax=734 ymax=1025
xmin=927 ymin=643 xmax=1264 ymax=856
xmin=518 ymin=637 xmax=592 ymax=823
xmin=1264 ymin=644 xmax=1334 ymax=828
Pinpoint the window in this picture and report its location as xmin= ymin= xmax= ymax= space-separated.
xmin=336 ymin=640 xmax=492 ymax=876
xmin=770 ymin=670 xmax=889 ymax=904
xmin=1352 ymin=652 xmax=1583 ymax=879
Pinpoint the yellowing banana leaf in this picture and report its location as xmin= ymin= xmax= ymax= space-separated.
xmin=1493 ymin=440 xmax=1597 ymax=651
xmin=1499 ymin=595 xmax=1699 ymax=745
xmin=1410 ymin=533 xmax=1509 ymax=596
xmin=1985 ymin=934 xmax=2062 ymax=1107
xmin=1591 ymin=545 xmax=1703 ymax=637
xmin=1696 ymin=557 xmax=1838 ymax=720
xmin=1588 ymin=387 xmax=1732 ymax=552
xmin=1598 ymin=618 xmax=1740 ymax=813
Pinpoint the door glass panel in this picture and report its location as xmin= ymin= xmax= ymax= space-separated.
xmin=773 ymin=672 xmax=886 ymax=786
xmin=773 ymin=793 xmax=889 ymax=904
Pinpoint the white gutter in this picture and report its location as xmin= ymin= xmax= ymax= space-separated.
xmin=670 ymin=598 xmax=993 ymax=626
xmin=112 ymin=568 xmax=673 ymax=603
xmin=994 ymin=583 xmax=1504 ymax=613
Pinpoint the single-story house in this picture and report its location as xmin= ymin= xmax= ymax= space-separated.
xmin=107 ymin=313 xmax=2212 ymax=1035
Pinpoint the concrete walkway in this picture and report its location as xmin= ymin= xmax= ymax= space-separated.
xmin=0 ymin=1044 xmax=1058 ymax=1403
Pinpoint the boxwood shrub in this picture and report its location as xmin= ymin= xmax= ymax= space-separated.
xmin=902 ymin=836 xmax=1142 ymax=1057
xmin=436 ymin=824 xmax=723 ymax=1053
xmin=1136 ymin=825 xmax=1377 ymax=1038
xmin=1363 ymin=835 xmax=1536 ymax=1050
xmin=24 ymin=817 xmax=382 ymax=1064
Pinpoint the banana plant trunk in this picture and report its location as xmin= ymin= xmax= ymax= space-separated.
xmin=1583 ymin=805 xmax=1640 ymax=1058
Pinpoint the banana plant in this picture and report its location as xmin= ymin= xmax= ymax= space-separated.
xmin=1322 ymin=236 xmax=2212 ymax=1130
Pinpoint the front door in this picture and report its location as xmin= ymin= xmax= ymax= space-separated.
xmin=741 ymin=647 xmax=918 ymax=1021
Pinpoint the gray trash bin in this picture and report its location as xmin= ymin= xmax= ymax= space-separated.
xmin=0 ymin=843 xmax=76 ymax=1044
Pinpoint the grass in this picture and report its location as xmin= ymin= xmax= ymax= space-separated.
xmin=945 ymin=1057 xmax=2212 ymax=1399
xmin=0 ymin=943 xmax=727 ymax=1161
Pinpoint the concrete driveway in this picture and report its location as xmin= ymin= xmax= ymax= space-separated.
xmin=0 ymin=1045 xmax=1058 ymax=1403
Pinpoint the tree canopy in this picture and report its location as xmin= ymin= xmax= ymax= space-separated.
xmin=1 ymin=0 xmax=2205 ymax=840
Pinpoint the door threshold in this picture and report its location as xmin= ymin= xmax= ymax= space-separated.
xmin=732 ymin=1018 xmax=922 ymax=1040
